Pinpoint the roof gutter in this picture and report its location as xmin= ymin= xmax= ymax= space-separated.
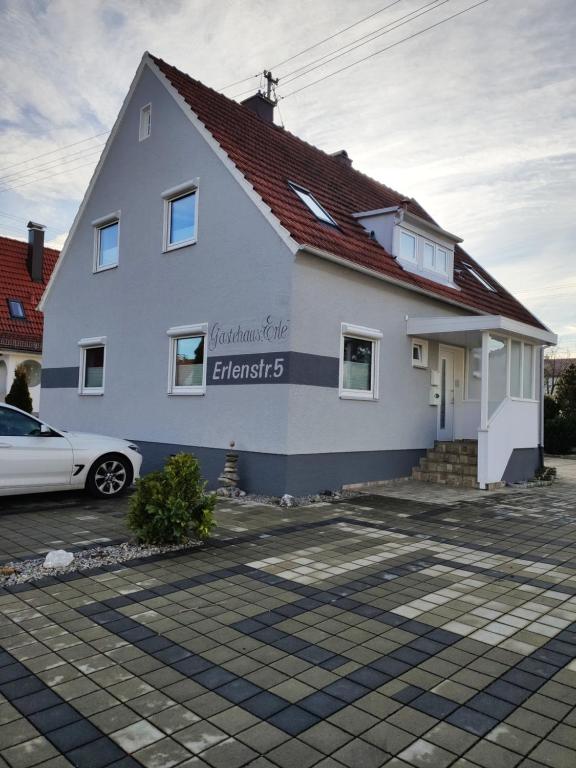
xmin=297 ymin=244 xmax=554 ymax=337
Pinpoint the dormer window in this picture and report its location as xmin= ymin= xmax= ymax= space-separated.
xmin=423 ymin=240 xmax=448 ymax=275
xmin=288 ymin=182 xmax=337 ymax=226
xmin=396 ymin=227 xmax=453 ymax=280
xmin=462 ymin=262 xmax=497 ymax=292
xmin=7 ymin=299 xmax=25 ymax=319
xmin=352 ymin=207 xmax=461 ymax=288
xmin=399 ymin=231 xmax=416 ymax=262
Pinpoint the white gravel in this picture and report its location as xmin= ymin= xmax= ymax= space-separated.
xmin=0 ymin=539 xmax=202 ymax=588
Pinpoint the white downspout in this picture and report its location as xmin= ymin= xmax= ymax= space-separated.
xmin=477 ymin=331 xmax=490 ymax=489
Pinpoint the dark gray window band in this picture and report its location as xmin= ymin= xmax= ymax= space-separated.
xmin=41 ymin=352 xmax=339 ymax=389
xmin=41 ymin=367 xmax=79 ymax=388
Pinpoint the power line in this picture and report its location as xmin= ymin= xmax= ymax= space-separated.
xmin=0 ymin=158 xmax=100 ymax=195
xmin=218 ymin=73 xmax=260 ymax=91
xmin=0 ymin=209 xmax=25 ymax=223
xmin=269 ymin=0 xmax=409 ymax=70
xmin=281 ymin=0 xmax=492 ymax=99
xmin=0 ymin=144 xmax=106 ymax=186
xmin=0 ymin=146 xmax=104 ymax=192
xmin=280 ymin=0 xmax=446 ymax=84
xmin=0 ymin=130 xmax=109 ymax=174
xmin=229 ymin=0 xmax=413 ymax=100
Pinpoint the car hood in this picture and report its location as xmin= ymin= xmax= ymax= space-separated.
xmin=60 ymin=431 xmax=135 ymax=449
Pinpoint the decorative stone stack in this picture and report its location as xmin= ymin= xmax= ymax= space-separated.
xmin=412 ymin=440 xmax=504 ymax=490
xmin=216 ymin=444 xmax=246 ymax=497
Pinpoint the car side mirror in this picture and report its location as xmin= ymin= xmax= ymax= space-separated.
xmin=40 ymin=424 xmax=53 ymax=436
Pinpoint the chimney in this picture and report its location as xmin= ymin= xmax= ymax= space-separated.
xmin=330 ymin=150 xmax=353 ymax=167
xmin=241 ymin=92 xmax=276 ymax=123
xmin=27 ymin=221 xmax=46 ymax=283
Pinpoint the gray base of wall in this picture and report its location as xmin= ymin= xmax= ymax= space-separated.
xmin=502 ymin=447 xmax=542 ymax=483
xmin=134 ymin=440 xmax=426 ymax=496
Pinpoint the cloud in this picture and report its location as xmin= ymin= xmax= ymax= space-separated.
xmin=0 ymin=0 xmax=575 ymax=345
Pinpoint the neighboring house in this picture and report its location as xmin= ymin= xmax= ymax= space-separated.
xmin=544 ymin=356 xmax=574 ymax=396
xmin=39 ymin=52 xmax=557 ymax=494
xmin=0 ymin=225 xmax=59 ymax=412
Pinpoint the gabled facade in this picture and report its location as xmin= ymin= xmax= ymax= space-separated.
xmin=0 ymin=227 xmax=59 ymax=412
xmin=39 ymin=53 xmax=556 ymax=494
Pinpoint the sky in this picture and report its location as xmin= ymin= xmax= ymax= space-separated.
xmin=0 ymin=0 xmax=575 ymax=351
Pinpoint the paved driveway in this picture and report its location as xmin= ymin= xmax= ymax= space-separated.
xmin=1 ymin=467 xmax=576 ymax=768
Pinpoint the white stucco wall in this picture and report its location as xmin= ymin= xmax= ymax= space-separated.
xmin=41 ymin=64 xmax=295 ymax=455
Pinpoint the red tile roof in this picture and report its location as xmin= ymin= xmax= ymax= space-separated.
xmin=0 ymin=235 xmax=59 ymax=353
xmin=152 ymin=55 xmax=546 ymax=330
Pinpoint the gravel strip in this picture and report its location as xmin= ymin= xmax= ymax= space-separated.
xmin=0 ymin=539 xmax=203 ymax=587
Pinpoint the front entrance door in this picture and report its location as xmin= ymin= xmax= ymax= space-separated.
xmin=437 ymin=346 xmax=463 ymax=441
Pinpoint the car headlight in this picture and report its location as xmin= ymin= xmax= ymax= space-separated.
xmin=126 ymin=443 xmax=141 ymax=454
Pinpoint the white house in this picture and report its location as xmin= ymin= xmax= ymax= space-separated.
xmin=0 ymin=225 xmax=59 ymax=413
xmin=38 ymin=53 xmax=557 ymax=494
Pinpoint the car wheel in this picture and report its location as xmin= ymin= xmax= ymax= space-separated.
xmin=86 ymin=453 xmax=133 ymax=498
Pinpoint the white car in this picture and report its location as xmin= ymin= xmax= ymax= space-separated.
xmin=0 ymin=403 xmax=142 ymax=498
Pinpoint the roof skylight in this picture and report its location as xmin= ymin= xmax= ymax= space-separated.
xmin=462 ymin=263 xmax=497 ymax=293
xmin=7 ymin=299 xmax=25 ymax=319
xmin=288 ymin=182 xmax=337 ymax=226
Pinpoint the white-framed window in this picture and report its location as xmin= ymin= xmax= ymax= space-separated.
xmin=78 ymin=337 xmax=106 ymax=395
xmin=139 ymin=103 xmax=151 ymax=141
xmin=420 ymin=238 xmax=448 ymax=275
xmin=162 ymin=180 xmax=199 ymax=251
xmin=466 ymin=338 xmax=536 ymax=402
xmin=92 ymin=214 xmax=120 ymax=272
xmin=411 ymin=338 xmax=429 ymax=368
xmin=396 ymin=227 xmax=453 ymax=279
xmin=339 ymin=323 xmax=382 ymax=400
xmin=399 ymin=231 xmax=417 ymax=262
xmin=167 ymin=323 xmax=208 ymax=395
xmin=288 ymin=182 xmax=337 ymax=227
xmin=510 ymin=340 xmax=535 ymax=400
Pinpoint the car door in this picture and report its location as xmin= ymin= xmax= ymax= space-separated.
xmin=0 ymin=406 xmax=74 ymax=489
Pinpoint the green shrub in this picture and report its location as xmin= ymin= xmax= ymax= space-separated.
xmin=5 ymin=364 xmax=33 ymax=413
xmin=544 ymin=415 xmax=576 ymax=454
xmin=544 ymin=394 xmax=560 ymax=421
xmin=128 ymin=453 xmax=215 ymax=545
xmin=556 ymin=363 xmax=576 ymax=418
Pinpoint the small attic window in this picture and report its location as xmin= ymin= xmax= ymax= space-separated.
xmin=139 ymin=104 xmax=151 ymax=141
xmin=7 ymin=299 xmax=25 ymax=319
xmin=288 ymin=182 xmax=337 ymax=226
xmin=463 ymin=263 xmax=497 ymax=292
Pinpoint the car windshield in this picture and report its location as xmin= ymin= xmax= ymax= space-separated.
xmin=0 ymin=408 xmax=42 ymax=437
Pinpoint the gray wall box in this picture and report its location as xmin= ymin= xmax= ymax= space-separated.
xmin=502 ymin=447 xmax=542 ymax=483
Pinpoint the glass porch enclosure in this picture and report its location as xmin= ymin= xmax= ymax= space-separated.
xmin=406 ymin=316 xmax=556 ymax=488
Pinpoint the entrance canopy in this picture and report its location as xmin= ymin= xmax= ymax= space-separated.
xmin=406 ymin=315 xmax=557 ymax=347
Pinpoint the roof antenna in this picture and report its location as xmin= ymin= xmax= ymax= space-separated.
xmin=263 ymin=70 xmax=279 ymax=103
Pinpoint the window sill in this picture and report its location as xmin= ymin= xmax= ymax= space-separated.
xmin=412 ymin=362 xmax=428 ymax=369
xmin=339 ymin=391 xmax=378 ymax=401
xmin=79 ymin=390 xmax=104 ymax=396
xmin=167 ymin=389 xmax=205 ymax=396
xmin=163 ymin=239 xmax=197 ymax=254
xmin=93 ymin=263 xmax=118 ymax=274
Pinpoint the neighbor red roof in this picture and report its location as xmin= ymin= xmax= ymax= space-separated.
xmin=151 ymin=55 xmax=546 ymax=330
xmin=0 ymin=235 xmax=59 ymax=352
